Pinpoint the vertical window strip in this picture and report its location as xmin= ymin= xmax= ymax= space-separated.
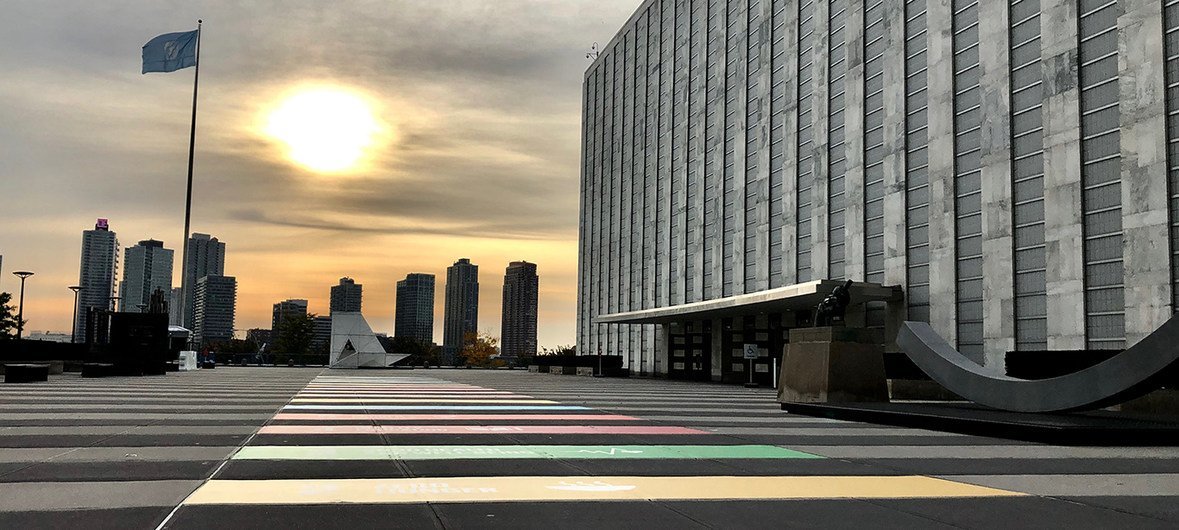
xmin=797 ymin=0 xmax=816 ymax=282
xmin=686 ymin=0 xmax=703 ymax=302
xmin=703 ymin=0 xmax=721 ymax=300
xmin=863 ymin=0 xmax=887 ymax=326
xmin=1166 ymin=0 xmax=1179 ymax=312
xmin=650 ymin=7 xmax=660 ymax=315
xmin=1078 ymin=0 xmax=1124 ymax=349
xmin=656 ymin=1 xmax=670 ymax=309
xmin=1009 ymin=0 xmax=1047 ymax=350
xmin=828 ymin=0 xmax=849 ymax=279
xmin=670 ymin=0 xmax=686 ymax=305
xmin=769 ymin=0 xmax=788 ymax=288
xmin=722 ymin=0 xmax=743 ymax=296
xmin=952 ymin=0 xmax=984 ymax=357
xmin=745 ymin=0 xmax=763 ymax=289
xmin=905 ymin=0 xmax=931 ymax=322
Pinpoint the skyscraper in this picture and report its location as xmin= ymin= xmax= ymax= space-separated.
xmin=500 ymin=261 xmax=538 ymax=359
xmin=193 ymin=275 xmax=236 ymax=346
xmin=329 ymin=277 xmax=362 ymax=314
xmin=169 ymin=287 xmax=182 ymax=326
xmin=272 ymin=299 xmax=309 ymax=333
xmin=395 ymin=273 xmax=435 ymax=345
xmin=312 ymin=315 xmax=332 ymax=350
xmin=75 ymin=219 xmax=119 ymax=340
xmin=120 ymin=239 xmax=173 ymax=313
xmin=442 ymin=258 xmax=478 ymax=361
xmin=183 ymin=233 xmax=225 ymax=330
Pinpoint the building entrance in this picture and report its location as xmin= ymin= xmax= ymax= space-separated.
xmin=668 ymin=320 xmax=711 ymax=381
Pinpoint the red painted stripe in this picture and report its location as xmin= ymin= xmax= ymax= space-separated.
xmin=258 ymin=425 xmax=709 ymax=435
xmin=271 ymin=413 xmax=638 ymax=421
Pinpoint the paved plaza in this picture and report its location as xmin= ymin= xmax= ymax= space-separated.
xmin=0 ymin=368 xmax=1177 ymax=528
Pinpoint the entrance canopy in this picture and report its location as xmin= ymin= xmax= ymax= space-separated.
xmin=593 ymin=280 xmax=902 ymax=325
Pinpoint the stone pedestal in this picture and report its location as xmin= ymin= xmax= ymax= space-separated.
xmin=778 ymin=327 xmax=889 ymax=404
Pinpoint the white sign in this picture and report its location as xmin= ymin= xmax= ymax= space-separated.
xmin=743 ymin=343 xmax=759 ymax=360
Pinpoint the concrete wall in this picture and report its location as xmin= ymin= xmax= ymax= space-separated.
xmin=579 ymin=0 xmax=1176 ymax=369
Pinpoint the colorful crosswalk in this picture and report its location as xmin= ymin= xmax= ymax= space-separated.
xmin=3 ymin=368 xmax=1177 ymax=528
xmin=171 ymin=372 xmax=1029 ymax=517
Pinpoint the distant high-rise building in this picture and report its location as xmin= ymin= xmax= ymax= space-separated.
xmin=272 ymin=299 xmax=309 ymax=332
xmin=193 ymin=275 xmax=236 ymax=346
xmin=182 ymin=233 xmax=226 ymax=330
xmin=329 ymin=277 xmax=363 ymax=314
xmin=120 ymin=239 xmax=173 ymax=313
xmin=313 ymin=315 xmax=332 ymax=350
xmin=169 ymin=287 xmax=182 ymax=326
xmin=75 ymin=219 xmax=119 ymax=340
xmin=443 ymin=258 xmax=479 ymax=361
xmin=395 ymin=273 xmax=435 ymax=345
xmin=500 ymin=261 xmax=538 ymax=359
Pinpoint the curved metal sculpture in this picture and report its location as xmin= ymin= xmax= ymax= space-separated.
xmin=897 ymin=318 xmax=1179 ymax=412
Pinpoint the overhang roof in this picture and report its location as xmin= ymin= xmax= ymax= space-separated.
xmin=592 ymin=280 xmax=903 ymax=325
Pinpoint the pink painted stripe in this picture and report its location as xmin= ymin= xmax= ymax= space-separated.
xmin=298 ymin=392 xmax=523 ymax=396
xmin=299 ymin=390 xmax=514 ymax=393
xmin=259 ymin=425 xmax=709 ymax=435
xmin=308 ymin=383 xmax=488 ymax=388
xmin=271 ymin=413 xmax=638 ymax=421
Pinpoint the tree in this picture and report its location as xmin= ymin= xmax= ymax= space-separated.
xmin=539 ymin=344 xmax=576 ymax=357
xmin=0 ymin=292 xmax=24 ymax=340
xmin=460 ymin=331 xmax=498 ymax=368
xmin=388 ymin=336 xmax=440 ymax=367
xmin=273 ymin=312 xmax=315 ymax=361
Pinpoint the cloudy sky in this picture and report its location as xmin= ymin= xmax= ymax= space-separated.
xmin=0 ymin=0 xmax=637 ymax=348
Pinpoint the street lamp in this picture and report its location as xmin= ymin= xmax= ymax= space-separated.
xmin=68 ymin=286 xmax=82 ymax=343
xmin=12 ymin=271 xmax=33 ymax=340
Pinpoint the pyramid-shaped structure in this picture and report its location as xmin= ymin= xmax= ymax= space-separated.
xmin=329 ymin=312 xmax=408 ymax=368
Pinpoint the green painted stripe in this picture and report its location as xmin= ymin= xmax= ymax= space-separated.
xmin=234 ymin=445 xmax=821 ymax=461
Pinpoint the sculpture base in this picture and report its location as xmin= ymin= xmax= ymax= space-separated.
xmin=777 ymin=326 xmax=889 ymax=404
xmin=781 ymin=401 xmax=1179 ymax=446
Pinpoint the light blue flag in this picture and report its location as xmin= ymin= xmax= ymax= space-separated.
xmin=142 ymin=30 xmax=198 ymax=74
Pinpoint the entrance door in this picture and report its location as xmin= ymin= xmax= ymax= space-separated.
xmin=668 ymin=320 xmax=711 ymax=381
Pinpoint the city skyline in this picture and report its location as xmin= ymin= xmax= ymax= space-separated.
xmin=0 ymin=1 xmax=640 ymax=349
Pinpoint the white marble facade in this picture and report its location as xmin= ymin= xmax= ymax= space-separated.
xmin=578 ymin=0 xmax=1176 ymax=373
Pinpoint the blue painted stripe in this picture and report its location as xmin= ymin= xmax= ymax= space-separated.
xmin=283 ymin=405 xmax=593 ymax=411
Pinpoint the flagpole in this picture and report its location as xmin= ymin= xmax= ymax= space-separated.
xmin=178 ymin=19 xmax=201 ymax=347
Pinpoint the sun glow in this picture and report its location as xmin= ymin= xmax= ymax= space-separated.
xmin=265 ymin=87 xmax=383 ymax=173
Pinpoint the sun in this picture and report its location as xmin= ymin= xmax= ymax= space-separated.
xmin=264 ymin=87 xmax=383 ymax=173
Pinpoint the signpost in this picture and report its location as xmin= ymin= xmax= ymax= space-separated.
xmin=743 ymin=343 xmax=759 ymax=388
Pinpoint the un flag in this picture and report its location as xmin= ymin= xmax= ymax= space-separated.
xmin=142 ymin=30 xmax=198 ymax=74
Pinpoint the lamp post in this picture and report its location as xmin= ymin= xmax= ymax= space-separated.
xmin=68 ymin=285 xmax=82 ymax=343
xmin=12 ymin=271 xmax=34 ymax=340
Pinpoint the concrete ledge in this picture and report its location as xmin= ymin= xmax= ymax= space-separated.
xmin=0 ymin=361 xmax=64 ymax=375
xmin=4 ymin=364 xmax=49 ymax=383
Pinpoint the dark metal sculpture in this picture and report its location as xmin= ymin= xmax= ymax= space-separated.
xmin=897 ymin=317 xmax=1179 ymax=412
xmin=814 ymin=279 xmax=853 ymax=326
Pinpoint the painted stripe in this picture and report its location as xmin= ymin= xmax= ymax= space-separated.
xmin=282 ymin=405 xmax=591 ymax=411
xmin=233 ymin=444 xmax=821 ymax=460
xmin=257 ymin=425 xmax=710 ymax=435
xmin=293 ymin=395 xmax=530 ymax=400
xmin=289 ymin=399 xmax=558 ymax=404
xmin=271 ymin=413 xmax=637 ymax=421
xmin=293 ymin=388 xmax=516 ymax=393
xmin=183 ymin=475 xmax=1022 ymax=505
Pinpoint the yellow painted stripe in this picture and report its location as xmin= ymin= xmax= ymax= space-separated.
xmin=289 ymin=399 xmax=559 ymax=404
xmin=184 ymin=475 xmax=1022 ymax=505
